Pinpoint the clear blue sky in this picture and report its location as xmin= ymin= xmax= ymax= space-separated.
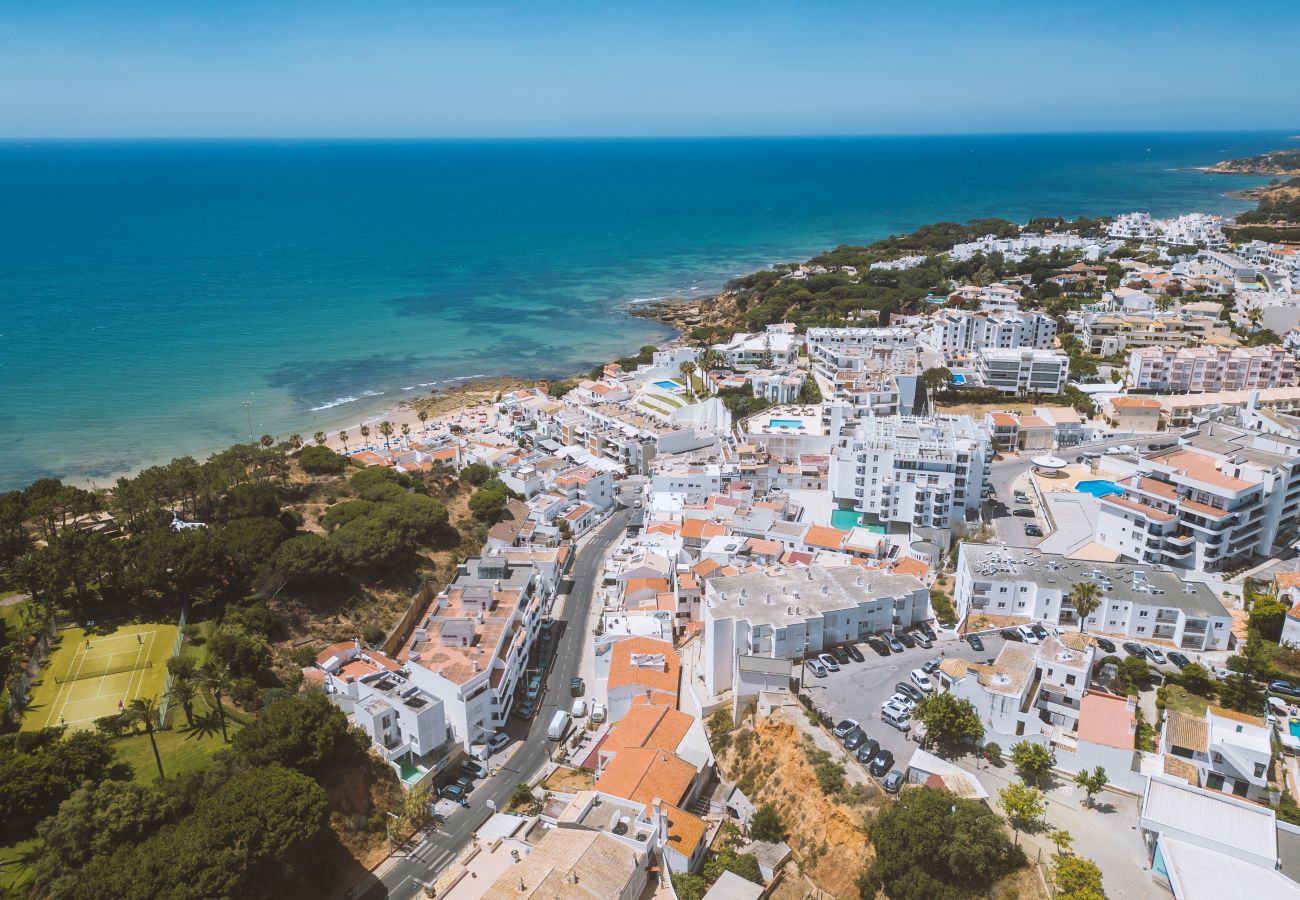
xmin=3 ymin=0 xmax=1297 ymax=137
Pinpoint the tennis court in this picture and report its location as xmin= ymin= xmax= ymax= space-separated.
xmin=24 ymin=623 xmax=176 ymax=732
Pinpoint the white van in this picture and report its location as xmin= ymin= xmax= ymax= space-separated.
xmin=547 ymin=710 xmax=571 ymax=741
xmin=881 ymin=705 xmax=911 ymax=732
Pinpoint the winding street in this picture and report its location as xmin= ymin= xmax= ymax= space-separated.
xmin=352 ymin=505 xmax=631 ymax=900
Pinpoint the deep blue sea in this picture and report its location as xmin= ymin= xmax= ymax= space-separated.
xmin=0 ymin=132 xmax=1287 ymax=489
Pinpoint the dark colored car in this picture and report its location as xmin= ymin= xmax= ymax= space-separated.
xmin=845 ymin=643 xmax=865 ymax=663
xmin=831 ymin=646 xmax=852 ymax=665
xmin=911 ymin=632 xmax=933 ymax=649
xmin=897 ymin=632 xmax=917 ymax=649
xmin=1094 ymin=637 xmax=1116 ymax=653
xmin=895 ymin=682 xmax=925 ymax=703
xmin=916 ymin=621 xmax=937 ymax=641
xmin=441 ymin=783 xmax=468 ymax=805
xmin=967 ymin=633 xmax=985 ymax=652
xmin=856 ymin=739 xmax=881 ymax=765
xmin=1269 ymin=679 xmax=1300 ymax=698
xmin=570 ymin=677 xmax=584 ymax=696
xmin=922 ymin=655 xmax=943 ymax=675
xmin=882 ymin=770 xmax=904 ymax=794
xmin=1167 ymin=651 xmax=1191 ymax=669
xmin=1012 ymin=508 xmax=1036 ymax=518
xmin=885 ymin=634 xmax=905 ymax=653
xmin=1001 ymin=628 xmax=1023 ymax=642
xmin=1030 ymin=624 xmax=1048 ymax=641
xmin=843 ymin=728 xmax=867 ymax=751
xmin=816 ymin=708 xmax=833 ymax=727
xmin=459 ymin=760 xmax=487 ymax=780
xmin=1122 ymin=642 xmax=1145 ymax=657
xmin=1024 ymin=523 xmax=1043 ymax=537
xmin=867 ymin=637 xmax=891 ymax=657
xmin=513 ymin=700 xmax=536 ymax=719
xmin=870 ymin=749 xmax=895 ymax=778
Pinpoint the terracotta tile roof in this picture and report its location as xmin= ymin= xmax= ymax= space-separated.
xmin=990 ymin=412 xmax=1018 ymax=427
xmin=743 ymin=538 xmax=781 ymax=557
xmin=608 ymin=637 xmax=679 ymax=699
xmin=1111 ymin=397 xmax=1162 ymax=409
xmin=692 ymin=559 xmax=721 ymax=577
xmin=647 ymin=522 xmax=681 ymax=535
xmin=1101 ymin=494 xmax=1176 ymax=522
xmin=594 ymin=748 xmax=695 ymax=806
xmin=1158 ymin=448 xmax=1255 ymax=492
xmin=682 ymin=519 xmax=727 ymax=540
xmin=1275 ymin=572 xmax=1300 ymax=590
xmin=624 ymin=577 xmax=670 ymax=596
xmin=803 ymin=525 xmax=848 ymax=550
xmin=603 ymin=704 xmax=694 ymax=755
xmin=1164 ymin=711 xmax=1209 ymax=753
xmin=662 ymin=804 xmax=708 ymax=857
xmin=1076 ymin=691 xmax=1135 ymax=750
xmin=1210 ymin=706 xmax=1267 ymax=727
xmin=1162 ymin=754 xmax=1199 ymax=783
xmin=891 ymin=556 xmax=929 ymax=580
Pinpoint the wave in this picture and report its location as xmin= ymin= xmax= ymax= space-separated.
xmin=361 ymin=390 xmax=385 ymax=397
xmin=310 ymin=396 xmax=359 ymax=411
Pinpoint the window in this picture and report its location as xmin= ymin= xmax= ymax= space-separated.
xmin=1254 ymin=763 xmax=1267 ymax=779
xmin=1066 ymin=674 xmax=1076 ymax=686
xmin=1139 ymin=610 xmax=1148 ymax=618
xmin=1206 ymin=773 xmax=1225 ymax=790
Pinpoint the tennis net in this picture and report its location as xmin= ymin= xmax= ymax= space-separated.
xmin=56 ymin=659 xmax=152 ymax=684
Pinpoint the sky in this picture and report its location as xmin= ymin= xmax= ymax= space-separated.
xmin=2 ymin=0 xmax=1297 ymax=138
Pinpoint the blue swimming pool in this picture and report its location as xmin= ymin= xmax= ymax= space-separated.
xmin=951 ymin=374 xmax=967 ymax=385
xmin=1290 ymin=719 xmax=1300 ymax=739
xmin=769 ymin=418 xmax=803 ymax=429
xmin=1076 ymin=479 xmax=1123 ymax=498
xmin=653 ymin=380 xmax=682 ymax=390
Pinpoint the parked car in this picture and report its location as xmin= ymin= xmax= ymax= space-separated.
xmin=1030 ymin=623 xmax=1048 ymax=641
xmin=572 ymin=700 xmax=588 ymax=718
xmin=897 ymin=632 xmax=917 ymax=649
xmin=910 ymin=669 xmax=935 ymax=693
xmin=922 ymin=655 xmax=943 ymax=675
xmin=525 ymin=675 xmax=543 ymax=701
xmin=1093 ymin=637 xmax=1116 ymax=653
xmin=807 ymin=659 xmax=828 ymax=678
xmin=833 ymin=718 xmax=860 ymax=739
xmin=818 ymin=653 xmax=840 ymax=673
xmin=1001 ymin=628 xmax=1023 ymax=642
xmin=1012 ymin=508 xmax=1035 ymax=518
xmin=895 ymin=682 xmax=924 ymax=703
xmin=1269 ymin=679 xmax=1300 ymax=699
xmin=570 ymin=677 xmax=584 ymax=696
xmin=1015 ymin=496 xmax=1033 ymax=505
xmin=590 ymin=702 xmax=607 ymax=724
xmin=911 ymin=632 xmax=933 ymax=649
xmin=459 ymin=760 xmax=488 ymax=780
xmin=1023 ymin=523 xmax=1043 ymax=537
xmin=831 ymin=646 xmax=852 ymax=665
xmin=881 ymin=705 xmax=911 ymax=731
xmin=1166 ymin=651 xmax=1191 ymax=669
xmin=885 ymin=634 xmax=905 ymax=653
xmin=1122 ymin=642 xmax=1145 ymax=657
xmin=856 ymin=738 xmax=881 ymax=765
xmin=843 ymin=728 xmax=867 ymax=751
xmin=1016 ymin=625 xmax=1039 ymax=644
xmin=816 ymin=707 xmax=833 ymax=727
xmin=487 ymin=732 xmax=511 ymax=754
xmin=870 ymin=749 xmax=895 ymax=777
xmin=845 ymin=643 xmax=865 ymax=663
xmin=513 ymin=700 xmax=536 ymax=720
xmin=1144 ymin=646 xmax=1167 ymax=665
xmin=882 ymin=770 xmax=905 ymax=794
xmin=888 ymin=692 xmax=917 ymax=712
xmin=967 ymin=633 xmax=985 ymax=652
xmin=916 ymin=622 xmax=937 ymax=641
xmin=866 ymin=637 xmax=891 ymax=657
xmin=440 ymin=783 xmax=468 ymax=805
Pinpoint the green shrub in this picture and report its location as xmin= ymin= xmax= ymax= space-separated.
xmin=298 ymin=445 xmax=347 ymax=475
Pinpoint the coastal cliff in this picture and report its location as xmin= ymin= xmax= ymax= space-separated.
xmin=1208 ymin=146 xmax=1300 ymax=176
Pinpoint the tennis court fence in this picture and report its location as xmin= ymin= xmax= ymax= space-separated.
xmin=158 ymin=604 xmax=188 ymax=728
xmin=4 ymin=614 xmax=58 ymax=726
xmin=55 ymin=658 xmax=153 ymax=684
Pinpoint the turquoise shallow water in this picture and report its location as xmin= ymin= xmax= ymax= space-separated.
xmin=0 ymin=133 xmax=1284 ymax=489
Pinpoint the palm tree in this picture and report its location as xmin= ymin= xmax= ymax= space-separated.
xmin=417 ymin=410 xmax=429 ymax=434
xmin=259 ymin=434 xmax=275 ymax=449
xmin=314 ymin=431 xmax=327 ymax=446
xmin=359 ymin=424 xmax=371 ymax=448
xmin=166 ymin=676 xmax=198 ymax=729
xmin=401 ymin=423 xmax=411 ymax=446
xmin=379 ymin=421 xmax=395 ymax=449
xmin=198 ymin=660 xmax=233 ymax=742
xmin=288 ymin=434 xmax=304 ymax=449
xmin=129 ymin=696 xmax=165 ymax=779
xmin=1066 ymin=581 xmax=1102 ymax=632
xmin=338 ymin=430 xmax=349 ymax=454
xmin=679 ymin=361 xmax=698 ymax=400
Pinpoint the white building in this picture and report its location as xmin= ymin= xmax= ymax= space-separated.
xmin=1160 ymin=706 xmax=1273 ymax=802
xmin=712 ymin=324 xmax=800 ymax=370
xmin=806 ymin=326 xmax=916 ymax=375
xmin=701 ymin=565 xmax=930 ymax=697
xmin=828 ymin=415 xmax=992 ymax=530
xmin=954 ymin=544 xmax=1233 ymax=651
xmin=1127 ymin=345 xmax=1295 ymax=394
xmin=924 ymin=310 xmax=1056 ymax=362
xmin=975 ymin=348 xmax=1070 ymax=395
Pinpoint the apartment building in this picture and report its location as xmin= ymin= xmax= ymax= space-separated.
xmin=1160 ymin=707 xmax=1272 ymax=802
xmin=553 ymin=464 xmax=615 ymax=510
xmin=650 ymin=462 xmax=722 ymax=503
xmin=315 ymin=641 xmax=451 ymax=786
xmin=700 ymin=565 xmax=929 ymax=696
xmin=748 ymin=367 xmax=806 ymax=404
xmin=976 ymin=348 xmax=1070 ymax=395
xmin=556 ymin=402 xmax=717 ymax=473
xmin=711 ymin=324 xmax=800 ymax=370
xmin=397 ymin=554 xmax=549 ymax=751
xmin=828 ymin=415 xmax=992 ymax=530
xmin=1127 ymin=345 xmax=1295 ymax=394
xmin=936 ymin=633 xmax=1095 ymax=743
xmin=1108 ymin=212 xmax=1226 ymax=248
xmin=1095 ymin=419 xmax=1300 ymax=571
xmin=806 ymin=326 xmax=916 ymax=375
xmin=1079 ymin=311 xmax=1233 ymax=357
xmin=925 ymin=309 xmax=1056 ymax=362
xmin=955 ymin=544 xmax=1233 ymax=651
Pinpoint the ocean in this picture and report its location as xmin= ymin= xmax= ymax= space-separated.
xmin=0 ymin=132 xmax=1285 ymax=490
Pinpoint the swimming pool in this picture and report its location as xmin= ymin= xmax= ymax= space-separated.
xmin=768 ymin=418 xmax=803 ymax=429
xmin=830 ymin=509 xmax=886 ymax=532
xmin=951 ymin=374 xmax=967 ymax=385
xmin=1290 ymin=719 xmax=1300 ymax=740
xmin=653 ymin=380 xmax=683 ymax=390
xmin=1076 ymin=479 xmax=1123 ymax=498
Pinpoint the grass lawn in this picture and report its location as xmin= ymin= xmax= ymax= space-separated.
xmin=0 ymin=838 xmax=40 ymax=895
xmin=114 ymin=713 xmax=244 ymax=783
xmin=0 ymin=599 xmax=27 ymax=631
xmin=23 ymin=622 xmax=176 ymax=732
xmin=1162 ymin=684 xmax=1210 ymax=718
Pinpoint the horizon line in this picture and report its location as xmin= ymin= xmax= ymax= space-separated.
xmin=1 ymin=127 xmax=1297 ymax=143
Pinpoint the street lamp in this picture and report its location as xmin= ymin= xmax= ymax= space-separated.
xmin=241 ymin=400 xmax=254 ymax=443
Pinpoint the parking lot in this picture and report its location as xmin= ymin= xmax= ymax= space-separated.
xmin=799 ymin=630 xmax=1013 ymax=778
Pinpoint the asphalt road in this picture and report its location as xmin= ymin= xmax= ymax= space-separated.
xmin=353 ymin=505 xmax=631 ymax=900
